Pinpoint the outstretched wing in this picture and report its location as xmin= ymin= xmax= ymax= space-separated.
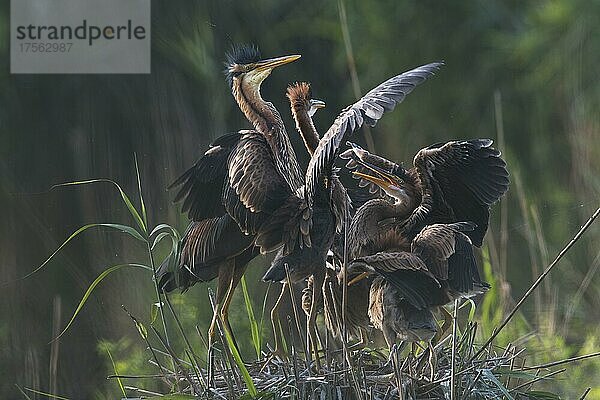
xmin=352 ymin=251 xmax=440 ymax=309
xmin=225 ymin=131 xmax=292 ymax=236
xmin=304 ymin=63 xmax=443 ymax=209
xmin=169 ymin=131 xmax=243 ymax=221
xmin=406 ymin=139 xmax=509 ymax=246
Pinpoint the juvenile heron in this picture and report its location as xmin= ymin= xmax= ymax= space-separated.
xmin=340 ymin=139 xmax=508 ymax=375
xmin=262 ymin=64 xmax=443 ymax=363
xmin=342 ymin=139 xmax=510 ymax=247
xmin=350 ymin=221 xmax=483 ymax=379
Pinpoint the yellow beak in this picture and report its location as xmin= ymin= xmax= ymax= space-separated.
xmin=255 ymin=54 xmax=301 ymax=71
xmin=310 ymin=99 xmax=326 ymax=109
xmin=347 ymin=271 xmax=370 ymax=286
xmin=352 ymin=171 xmax=394 ymax=189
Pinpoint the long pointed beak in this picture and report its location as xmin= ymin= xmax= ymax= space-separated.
xmin=352 ymin=171 xmax=392 ymax=188
xmin=255 ymin=54 xmax=301 ymax=71
xmin=348 ymin=271 xmax=370 ymax=286
xmin=352 ymin=157 xmax=403 ymax=190
xmin=310 ymin=99 xmax=326 ymax=109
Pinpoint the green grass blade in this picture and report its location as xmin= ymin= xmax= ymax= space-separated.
xmin=151 ymin=231 xmax=172 ymax=251
xmin=52 ymin=263 xmax=151 ymax=342
xmin=103 ymin=345 xmax=126 ymax=397
xmin=223 ymin=325 xmax=257 ymax=397
xmin=482 ymin=369 xmax=515 ymax=400
xmin=150 ymin=223 xmax=173 ymax=237
xmin=52 ymin=179 xmax=147 ymax=234
xmin=134 ymin=153 xmax=148 ymax=229
xmin=22 ymin=387 xmax=69 ymax=400
xmin=240 ymin=275 xmax=261 ymax=359
xmin=14 ymin=385 xmax=32 ymax=400
xmin=258 ymin=283 xmax=271 ymax=351
xmin=459 ymin=298 xmax=477 ymax=324
xmin=150 ymin=223 xmax=180 ymax=240
xmin=6 ymin=223 xmax=145 ymax=285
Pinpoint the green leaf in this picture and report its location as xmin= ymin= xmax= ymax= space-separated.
xmin=150 ymin=302 xmax=160 ymax=325
xmin=241 ymin=275 xmax=261 ymax=359
xmin=147 ymin=395 xmax=199 ymax=400
xmin=134 ymin=153 xmax=148 ymax=229
xmin=151 ymin=231 xmax=172 ymax=250
xmin=223 ymin=324 xmax=257 ymax=397
xmin=10 ymin=223 xmax=145 ymax=284
xmin=52 ymin=263 xmax=151 ymax=342
xmin=52 ymin=178 xmax=147 ymax=234
xmin=136 ymin=319 xmax=149 ymax=340
xmin=22 ymin=387 xmax=70 ymax=400
xmin=103 ymin=345 xmax=126 ymax=397
xmin=482 ymin=369 xmax=515 ymax=400
xmin=459 ymin=298 xmax=477 ymax=323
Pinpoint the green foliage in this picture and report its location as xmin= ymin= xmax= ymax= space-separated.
xmin=241 ymin=275 xmax=262 ymax=360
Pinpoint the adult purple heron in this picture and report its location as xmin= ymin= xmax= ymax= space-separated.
xmin=157 ymin=45 xmax=305 ymax=347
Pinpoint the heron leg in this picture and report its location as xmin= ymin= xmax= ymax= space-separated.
xmin=220 ymin=263 xmax=248 ymax=352
xmin=307 ymin=271 xmax=324 ymax=371
xmin=435 ymin=306 xmax=453 ymax=343
xmin=269 ymin=283 xmax=288 ymax=360
xmin=208 ymin=261 xmax=234 ymax=346
xmin=208 ymin=261 xmax=234 ymax=383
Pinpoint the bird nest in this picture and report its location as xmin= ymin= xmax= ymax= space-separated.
xmin=115 ymin=315 xmax=572 ymax=400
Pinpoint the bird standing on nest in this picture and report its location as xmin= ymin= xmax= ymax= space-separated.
xmin=158 ymin=45 xmax=303 ymax=350
xmin=341 ymin=139 xmax=509 ymax=376
xmin=266 ymin=64 xmax=443 ymax=365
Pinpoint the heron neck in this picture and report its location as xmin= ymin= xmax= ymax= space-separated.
xmin=290 ymin=103 xmax=320 ymax=155
xmin=232 ymin=79 xmax=303 ymax=190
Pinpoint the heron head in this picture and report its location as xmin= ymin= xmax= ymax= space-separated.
xmin=286 ymin=82 xmax=326 ymax=117
xmin=352 ymin=159 xmax=410 ymax=204
xmin=225 ymin=44 xmax=300 ymax=88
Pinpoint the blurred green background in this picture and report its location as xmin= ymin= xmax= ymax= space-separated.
xmin=0 ymin=0 xmax=598 ymax=398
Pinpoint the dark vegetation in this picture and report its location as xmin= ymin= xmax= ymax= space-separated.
xmin=1 ymin=0 xmax=598 ymax=398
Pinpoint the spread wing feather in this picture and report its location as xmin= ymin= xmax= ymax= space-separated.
xmin=407 ymin=139 xmax=510 ymax=246
xmin=352 ymin=251 xmax=441 ymax=309
xmin=225 ymin=132 xmax=292 ymax=235
xmin=169 ymin=131 xmax=243 ymax=221
xmin=411 ymin=222 xmax=475 ymax=280
xmin=305 ymin=63 xmax=443 ymax=208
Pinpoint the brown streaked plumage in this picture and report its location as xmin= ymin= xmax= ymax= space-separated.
xmin=272 ymin=68 xmax=441 ymax=359
xmin=260 ymin=63 xmax=443 ymax=284
xmin=342 ymin=139 xmax=510 ymax=247
xmin=157 ymin=45 xmax=303 ymax=350
xmin=287 ymin=82 xmax=325 ymax=155
xmin=350 ymin=222 xmax=486 ymax=350
xmin=338 ymin=142 xmax=508 ymax=352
